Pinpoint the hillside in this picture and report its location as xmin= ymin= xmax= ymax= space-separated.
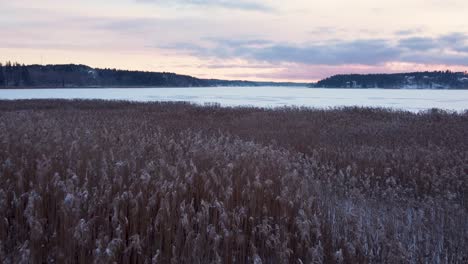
xmin=314 ymin=71 xmax=468 ymax=89
xmin=0 ymin=62 xmax=307 ymax=88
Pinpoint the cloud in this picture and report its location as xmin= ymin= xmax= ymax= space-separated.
xmin=394 ymin=28 xmax=424 ymax=36
xmin=136 ymin=0 xmax=272 ymax=11
xmin=399 ymin=52 xmax=468 ymax=66
xmin=162 ymin=38 xmax=401 ymax=65
xmin=398 ymin=33 xmax=468 ymax=56
xmin=202 ymin=38 xmax=272 ymax=46
xmin=200 ymin=63 xmax=278 ymax=69
xmin=251 ymin=40 xmax=401 ymax=65
xmin=438 ymin=33 xmax=468 ymax=48
xmin=161 ymin=33 xmax=468 ymax=66
xmin=398 ymin=37 xmax=438 ymax=51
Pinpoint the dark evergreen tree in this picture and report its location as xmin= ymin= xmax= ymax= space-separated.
xmin=0 ymin=63 xmax=4 ymax=88
xmin=13 ymin=63 xmax=21 ymax=87
xmin=5 ymin=61 xmax=12 ymax=87
xmin=21 ymin=64 xmax=32 ymax=86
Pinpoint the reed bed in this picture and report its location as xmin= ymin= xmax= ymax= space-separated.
xmin=0 ymin=100 xmax=466 ymax=263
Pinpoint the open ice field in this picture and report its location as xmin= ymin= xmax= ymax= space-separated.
xmin=0 ymin=87 xmax=467 ymax=112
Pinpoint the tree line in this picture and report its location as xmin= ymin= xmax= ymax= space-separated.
xmin=0 ymin=62 xmax=206 ymax=88
xmin=315 ymin=70 xmax=468 ymax=89
xmin=0 ymin=62 xmax=306 ymax=88
xmin=0 ymin=62 xmax=33 ymax=87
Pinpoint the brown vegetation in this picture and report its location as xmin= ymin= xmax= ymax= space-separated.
xmin=0 ymin=100 xmax=466 ymax=263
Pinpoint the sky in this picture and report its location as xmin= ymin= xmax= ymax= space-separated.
xmin=1 ymin=0 xmax=468 ymax=82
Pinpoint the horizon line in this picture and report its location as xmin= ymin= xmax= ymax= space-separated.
xmin=2 ymin=61 xmax=468 ymax=84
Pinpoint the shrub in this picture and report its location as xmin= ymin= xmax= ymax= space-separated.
xmin=0 ymin=100 xmax=466 ymax=263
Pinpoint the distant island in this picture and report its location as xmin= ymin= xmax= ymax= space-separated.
xmin=313 ymin=71 xmax=468 ymax=89
xmin=0 ymin=62 xmax=307 ymax=88
xmin=1 ymin=62 xmax=468 ymax=89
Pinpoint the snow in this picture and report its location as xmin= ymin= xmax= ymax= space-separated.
xmin=64 ymin=193 xmax=74 ymax=208
xmin=0 ymin=87 xmax=467 ymax=112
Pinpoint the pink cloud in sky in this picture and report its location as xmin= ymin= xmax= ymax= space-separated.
xmin=1 ymin=0 xmax=468 ymax=81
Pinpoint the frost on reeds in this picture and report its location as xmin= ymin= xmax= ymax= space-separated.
xmin=0 ymin=100 xmax=467 ymax=263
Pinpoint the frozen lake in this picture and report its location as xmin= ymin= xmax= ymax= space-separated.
xmin=0 ymin=87 xmax=467 ymax=112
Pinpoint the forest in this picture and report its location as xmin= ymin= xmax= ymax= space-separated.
xmin=0 ymin=100 xmax=466 ymax=263
xmin=3 ymin=62 xmax=468 ymax=89
xmin=315 ymin=71 xmax=468 ymax=89
xmin=0 ymin=62 xmax=33 ymax=87
xmin=0 ymin=62 xmax=306 ymax=88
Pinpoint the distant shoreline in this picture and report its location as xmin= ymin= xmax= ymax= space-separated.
xmin=1 ymin=62 xmax=467 ymax=89
xmin=0 ymin=85 xmax=310 ymax=89
xmin=0 ymin=85 xmax=468 ymax=91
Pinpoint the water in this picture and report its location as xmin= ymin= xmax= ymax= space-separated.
xmin=0 ymin=87 xmax=467 ymax=112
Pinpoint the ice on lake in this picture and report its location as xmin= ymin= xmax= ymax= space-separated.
xmin=0 ymin=87 xmax=467 ymax=112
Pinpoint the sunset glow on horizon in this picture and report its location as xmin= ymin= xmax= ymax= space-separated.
xmin=1 ymin=0 xmax=468 ymax=82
